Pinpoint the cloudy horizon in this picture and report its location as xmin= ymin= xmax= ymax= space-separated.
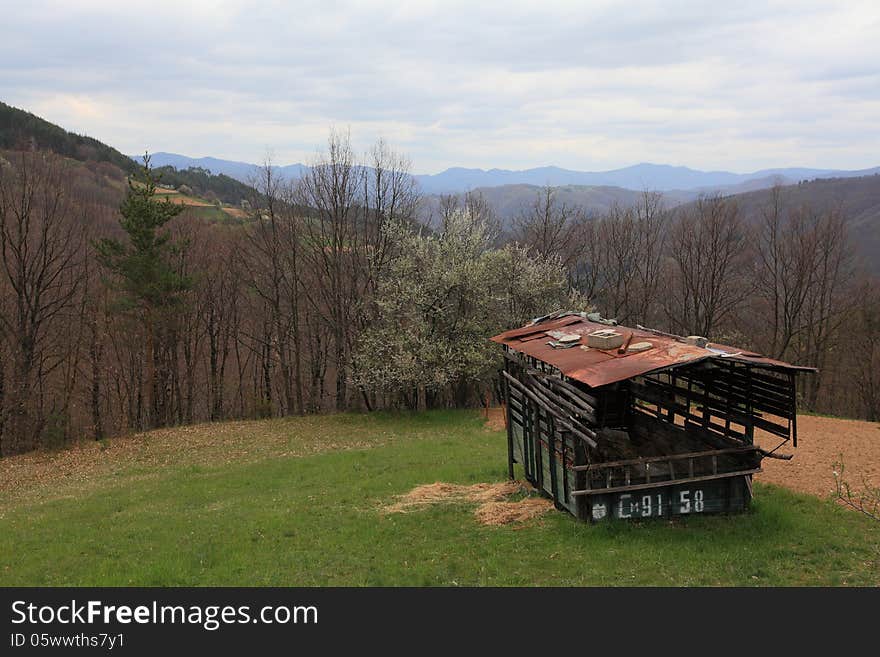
xmin=2 ymin=0 xmax=879 ymax=174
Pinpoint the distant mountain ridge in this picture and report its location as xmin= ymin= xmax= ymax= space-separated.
xmin=132 ymin=153 xmax=309 ymax=186
xmin=136 ymin=152 xmax=880 ymax=194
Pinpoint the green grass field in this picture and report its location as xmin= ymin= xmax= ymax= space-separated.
xmin=1 ymin=410 xmax=877 ymax=586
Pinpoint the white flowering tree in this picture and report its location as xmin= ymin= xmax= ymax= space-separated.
xmin=353 ymin=209 xmax=583 ymax=409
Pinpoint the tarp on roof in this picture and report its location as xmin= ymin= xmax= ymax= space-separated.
xmin=490 ymin=314 xmax=815 ymax=389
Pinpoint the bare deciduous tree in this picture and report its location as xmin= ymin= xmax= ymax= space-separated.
xmin=295 ymin=131 xmax=420 ymax=411
xmin=513 ymin=185 xmax=583 ymax=271
xmin=0 ymin=152 xmax=85 ymax=453
xmin=242 ymin=160 xmax=305 ymax=415
xmin=664 ymin=195 xmax=751 ymax=337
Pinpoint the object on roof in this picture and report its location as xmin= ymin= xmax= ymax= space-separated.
xmin=586 ymin=312 xmax=618 ymax=326
xmin=626 ymin=341 xmax=652 ymax=353
xmin=546 ymin=330 xmax=581 ymax=343
xmin=586 ymin=329 xmax=624 ymax=350
xmin=685 ymin=335 xmax=709 ymax=348
xmin=492 ymin=313 xmax=815 ymax=522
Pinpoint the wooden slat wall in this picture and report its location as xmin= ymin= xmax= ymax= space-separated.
xmin=502 ymin=349 xmax=593 ymax=516
xmin=632 ymin=361 xmax=797 ymax=444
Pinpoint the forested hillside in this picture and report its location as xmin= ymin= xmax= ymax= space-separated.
xmin=0 ymin=132 xmax=577 ymax=457
xmin=423 ymin=184 xmax=694 ymax=230
xmin=1 ymin=106 xmax=879 ymax=458
xmin=1 ymin=101 xmax=138 ymax=174
xmin=717 ymin=175 xmax=880 ymax=274
xmin=0 ymin=101 xmax=255 ymax=205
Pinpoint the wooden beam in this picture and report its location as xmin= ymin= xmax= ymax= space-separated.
xmin=501 ymin=371 xmax=598 ymax=448
xmin=572 ymin=446 xmax=760 ymax=471
xmin=526 ymin=373 xmax=597 ymax=425
xmin=571 ymin=468 xmax=762 ymax=497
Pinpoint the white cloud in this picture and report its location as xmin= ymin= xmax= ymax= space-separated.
xmin=1 ymin=0 xmax=878 ymax=172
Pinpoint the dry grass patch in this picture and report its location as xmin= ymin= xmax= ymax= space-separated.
xmin=222 ymin=207 xmax=249 ymax=219
xmin=0 ymin=416 xmax=387 ymax=512
xmin=384 ymin=480 xmax=553 ymax=526
xmin=483 ymin=407 xmax=506 ymax=432
xmin=475 ymin=498 xmax=555 ymax=526
xmin=384 ymin=481 xmax=522 ymax=511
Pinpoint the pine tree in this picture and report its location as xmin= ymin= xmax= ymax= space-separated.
xmin=95 ymin=154 xmax=190 ymax=428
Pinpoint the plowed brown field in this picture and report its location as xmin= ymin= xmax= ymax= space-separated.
xmin=755 ymin=414 xmax=880 ymax=498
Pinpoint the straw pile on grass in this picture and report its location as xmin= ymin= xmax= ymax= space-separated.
xmin=474 ymin=498 xmax=554 ymax=526
xmin=384 ymin=480 xmax=553 ymax=526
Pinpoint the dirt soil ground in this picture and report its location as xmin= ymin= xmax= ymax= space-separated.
xmin=755 ymin=414 xmax=880 ymax=499
xmin=165 ymin=196 xmax=213 ymax=207
xmin=222 ymin=207 xmax=249 ymax=219
xmin=484 ymin=407 xmax=880 ymax=500
xmin=484 ymin=407 xmax=506 ymax=432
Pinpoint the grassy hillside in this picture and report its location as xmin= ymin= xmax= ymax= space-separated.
xmin=151 ymin=165 xmax=256 ymax=206
xmin=151 ymin=185 xmax=249 ymax=223
xmin=0 ymin=411 xmax=877 ymax=586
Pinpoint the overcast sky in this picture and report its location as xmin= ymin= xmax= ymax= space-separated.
xmin=2 ymin=1 xmax=879 ymax=173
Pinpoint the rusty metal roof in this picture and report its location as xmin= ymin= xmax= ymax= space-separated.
xmin=490 ymin=314 xmax=814 ymax=389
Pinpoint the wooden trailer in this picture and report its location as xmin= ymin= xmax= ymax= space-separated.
xmin=491 ymin=312 xmax=815 ymax=522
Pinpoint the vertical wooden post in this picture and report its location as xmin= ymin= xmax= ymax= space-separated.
xmin=524 ymin=390 xmax=534 ymax=484
xmin=548 ymin=415 xmax=559 ymax=507
xmin=535 ymin=410 xmax=545 ymax=492
xmin=702 ymin=373 xmax=711 ymax=429
xmin=789 ymin=372 xmax=798 ymax=448
xmin=503 ymin=362 xmax=515 ymax=480
xmin=745 ymin=365 xmax=754 ymax=444
xmin=723 ymin=364 xmax=732 ymax=438
xmin=561 ymin=431 xmax=570 ymax=505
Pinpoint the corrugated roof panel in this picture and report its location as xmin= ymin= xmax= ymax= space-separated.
xmin=490 ymin=315 xmax=814 ymax=388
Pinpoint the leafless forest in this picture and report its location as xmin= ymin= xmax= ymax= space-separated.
xmin=1 ymin=134 xmax=878 ymax=456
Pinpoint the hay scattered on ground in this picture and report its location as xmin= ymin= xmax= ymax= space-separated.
xmin=474 ymin=498 xmax=554 ymax=525
xmin=384 ymin=480 xmax=553 ymax=525
xmin=384 ymin=481 xmax=521 ymax=512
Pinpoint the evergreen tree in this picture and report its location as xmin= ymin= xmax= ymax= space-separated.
xmin=94 ymin=154 xmax=190 ymax=427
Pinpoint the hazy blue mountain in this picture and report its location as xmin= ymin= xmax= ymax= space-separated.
xmin=132 ymin=152 xmax=880 ymax=194
xmin=414 ymin=162 xmax=880 ymax=194
xmin=133 ymin=152 xmax=308 ymax=184
xmin=413 ymin=163 xmax=741 ymax=193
